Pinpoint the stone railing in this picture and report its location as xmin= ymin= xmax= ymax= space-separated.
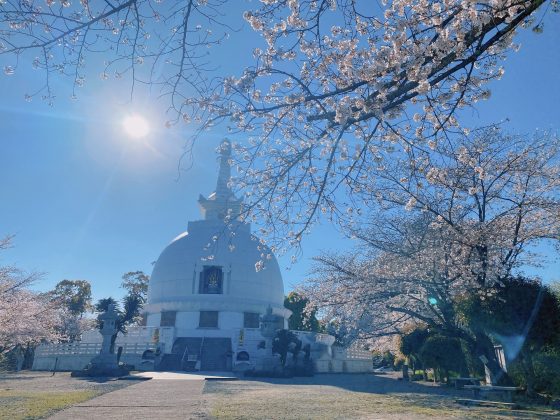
xmin=80 ymin=326 xmax=175 ymax=344
xmin=35 ymin=342 xmax=101 ymax=356
xmin=231 ymin=328 xmax=336 ymax=349
xmin=32 ymin=341 xmax=158 ymax=371
xmin=35 ymin=342 xmax=156 ymax=357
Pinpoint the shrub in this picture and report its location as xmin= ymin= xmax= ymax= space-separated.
xmin=509 ymin=349 xmax=560 ymax=396
xmin=419 ymin=335 xmax=468 ymax=382
xmin=381 ymin=351 xmax=395 ymax=368
xmin=533 ymin=350 xmax=560 ymax=395
xmin=272 ymin=329 xmax=302 ymax=367
xmin=460 ymin=339 xmax=484 ymax=377
xmin=399 ymin=327 xmax=430 ymax=373
xmin=371 ymin=351 xmax=384 ymax=368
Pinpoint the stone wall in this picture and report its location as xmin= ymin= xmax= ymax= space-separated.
xmin=314 ymin=359 xmax=373 ymax=373
xmin=313 ymin=345 xmax=373 ymax=373
xmin=32 ymin=342 xmax=156 ymax=372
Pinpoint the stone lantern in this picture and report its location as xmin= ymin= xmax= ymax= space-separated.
xmin=98 ymin=304 xmax=119 ymax=355
xmin=73 ymin=303 xmax=128 ymax=377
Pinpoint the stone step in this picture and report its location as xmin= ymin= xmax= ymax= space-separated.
xmin=200 ymin=338 xmax=232 ymax=371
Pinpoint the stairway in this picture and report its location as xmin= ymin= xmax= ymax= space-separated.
xmin=200 ymin=337 xmax=232 ymax=371
xmin=156 ymin=337 xmax=232 ymax=371
xmin=157 ymin=354 xmax=182 ymax=371
xmin=157 ymin=338 xmax=202 ymax=371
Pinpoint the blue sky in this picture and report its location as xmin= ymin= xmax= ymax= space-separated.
xmin=0 ymin=7 xmax=559 ymax=304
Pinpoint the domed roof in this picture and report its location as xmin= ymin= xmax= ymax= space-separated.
xmin=145 ymin=141 xmax=287 ymax=317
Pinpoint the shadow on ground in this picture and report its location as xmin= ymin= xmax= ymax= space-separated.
xmin=70 ymin=376 xmax=122 ymax=384
xmin=241 ymin=371 xmax=464 ymax=397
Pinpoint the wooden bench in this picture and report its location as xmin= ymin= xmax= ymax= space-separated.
xmin=449 ymin=377 xmax=482 ymax=389
xmin=464 ymin=385 xmax=522 ymax=402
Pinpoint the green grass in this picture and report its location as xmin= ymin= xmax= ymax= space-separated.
xmin=0 ymin=389 xmax=98 ymax=420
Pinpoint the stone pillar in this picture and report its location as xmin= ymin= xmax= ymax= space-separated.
xmin=260 ymin=306 xmax=278 ymax=352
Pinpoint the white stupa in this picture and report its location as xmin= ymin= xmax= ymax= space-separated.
xmin=143 ymin=140 xmax=291 ymax=370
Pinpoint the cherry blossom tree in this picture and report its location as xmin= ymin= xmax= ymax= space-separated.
xmin=1 ymin=1 xmax=558 ymax=248
xmin=0 ymin=236 xmax=62 ymax=355
xmin=301 ymin=127 xmax=560 ymax=376
xmin=52 ymin=307 xmax=95 ymax=342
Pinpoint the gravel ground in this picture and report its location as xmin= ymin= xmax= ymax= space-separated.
xmin=48 ymin=377 xmax=208 ymax=420
xmin=204 ymin=372 xmax=560 ymax=419
xmin=2 ymin=371 xmax=559 ymax=419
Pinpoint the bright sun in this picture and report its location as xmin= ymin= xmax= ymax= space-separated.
xmin=122 ymin=114 xmax=150 ymax=139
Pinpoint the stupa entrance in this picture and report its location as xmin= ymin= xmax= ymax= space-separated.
xmin=158 ymin=337 xmax=233 ymax=371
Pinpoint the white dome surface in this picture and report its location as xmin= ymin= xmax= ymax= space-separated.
xmin=145 ymin=219 xmax=285 ymax=314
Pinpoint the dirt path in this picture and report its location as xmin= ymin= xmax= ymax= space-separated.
xmin=49 ymin=378 xmax=209 ymax=420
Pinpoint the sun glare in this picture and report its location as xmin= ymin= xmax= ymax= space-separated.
xmin=123 ymin=114 xmax=150 ymax=139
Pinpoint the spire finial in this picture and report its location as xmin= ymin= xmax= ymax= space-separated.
xmin=215 ymin=139 xmax=232 ymax=199
xmin=197 ymin=139 xmax=242 ymax=221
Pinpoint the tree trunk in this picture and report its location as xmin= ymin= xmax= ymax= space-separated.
xmin=402 ymin=364 xmax=409 ymax=380
xmin=15 ymin=347 xmax=24 ymax=371
xmin=474 ymin=332 xmax=512 ymax=385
